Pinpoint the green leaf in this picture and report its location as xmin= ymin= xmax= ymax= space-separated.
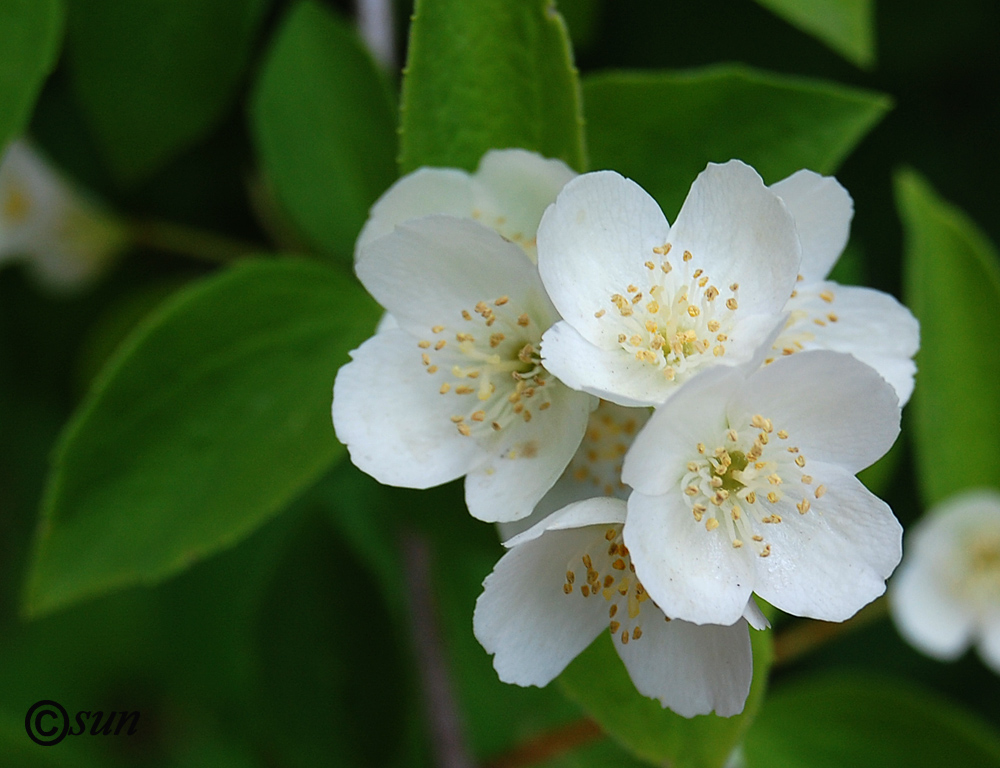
xmin=752 ymin=0 xmax=876 ymax=69
xmin=897 ymin=170 xmax=1000 ymax=507
xmin=558 ymin=623 xmax=773 ymax=768
xmin=744 ymin=673 xmax=1000 ymax=767
xmin=65 ymin=0 xmax=271 ymax=184
xmin=251 ymin=1 xmax=397 ymax=263
xmin=0 ymin=0 xmax=63 ymax=149
xmin=399 ymin=0 xmax=585 ymax=174
xmin=25 ymin=259 xmax=380 ymax=617
xmin=583 ymin=65 xmax=890 ymax=214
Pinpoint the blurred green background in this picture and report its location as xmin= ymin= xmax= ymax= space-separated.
xmin=2 ymin=0 xmax=999 ymax=766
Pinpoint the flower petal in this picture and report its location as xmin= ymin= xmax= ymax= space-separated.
xmin=473 ymin=149 xmax=576 ymax=258
xmin=357 ymin=215 xmax=556 ymax=334
xmin=615 ymin=616 xmax=753 ymax=717
xmin=667 ymin=161 xmax=800 ymax=314
xmin=541 ymin=321 xmax=679 ymax=407
xmin=729 ymin=351 xmax=900 ymax=474
xmin=503 ymin=497 xmax=628 ymax=547
xmin=978 ymin=618 xmax=1000 ymax=674
xmin=464 ymin=387 xmax=594 ymax=522
xmin=473 ymin=524 xmax=612 ymax=687
xmin=783 ymin=282 xmax=919 ymax=405
xmin=621 ymin=365 xmax=738 ymax=496
xmin=332 ymin=329 xmax=485 ymax=487
xmin=624 ymin=490 xmax=755 ymax=626
xmin=355 ymin=167 xmax=474 ymax=255
xmin=742 ymin=598 xmax=770 ymax=631
xmin=890 ymin=547 xmax=973 ymax=660
xmin=537 ymin=170 xmax=671 ymax=346
xmin=770 ymin=170 xmax=853 ymax=282
xmin=752 ymin=466 xmax=902 ymax=621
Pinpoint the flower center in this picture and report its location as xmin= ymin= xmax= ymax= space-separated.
xmin=562 ymin=525 xmax=663 ymax=645
xmin=680 ymin=414 xmax=826 ymax=558
xmin=567 ymin=402 xmax=650 ymax=498
xmin=1 ymin=182 xmax=32 ymax=224
xmin=593 ymin=244 xmax=740 ymax=383
xmin=415 ymin=294 xmax=553 ymax=442
xmin=957 ymin=534 xmax=1000 ymax=607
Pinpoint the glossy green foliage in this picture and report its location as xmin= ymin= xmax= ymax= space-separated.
xmin=897 ymin=170 xmax=1000 ymax=506
xmin=559 ymin=624 xmax=772 ymax=768
xmin=0 ymin=0 xmax=63 ymax=149
xmin=25 ymin=259 xmax=379 ymax=616
xmin=745 ymin=673 xmax=1000 ymax=767
xmin=65 ymin=0 xmax=271 ymax=183
xmin=252 ymin=1 xmax=397 ymax=262
xmin=399 ymin=0 xmax=585 ymax=173
xmin=753 ymin=0 xmax=875 ymax=68
xmin=583 ymin=65 xmax=890 ymax=213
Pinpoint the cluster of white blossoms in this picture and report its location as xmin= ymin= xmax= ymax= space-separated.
xmin=333 ymin=149 xmax=919 ymax=717
xmin=0 ymin=140 xmax=125 ymax=291
xmin=890 ymin=490 xmax=1000 ymax=673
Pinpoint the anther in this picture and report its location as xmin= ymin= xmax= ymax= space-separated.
xmin=795 ymin=455 xmax=806 ymax=467
xmin=610 ymin=620 xmax=620 ymax=633
xmin=439 ymin=383 xmax=451 ymax=394
xmin=819 ymin=290 xmax=835 ymax=303
xmin=457 ymin=423 xmax=471 ymax=436
xmin=494 ymin=296 xmax=509 ymax=306
xmin=797 ymin=499 xmax=811 ymax=514
xmin=706 ymin=517 xmax=720 ymax=531
xmin=683 ymin=250 xmax=693 ymax=262
xmin=726 ymin=298 xmax=738 ymax=310
xmin=517 ymin=314 xmax=530 ymax=326
xmin=432 ymin=325 xmax=445 ymax=333
xmin=595 ymin=309 xmax=606 ymax=318
xmin=815 ymin=485 xmax=827 ymax=498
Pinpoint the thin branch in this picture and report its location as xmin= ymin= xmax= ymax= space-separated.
xmin=481 ymin=718 xmax=604 ymax=768
xmin=129 ymin=218 xmax=265 ymax=264
xmin=772 ymin=596 xmax=890 ymax=667
xmin=401 ymin=530 xmax=474 ymax=768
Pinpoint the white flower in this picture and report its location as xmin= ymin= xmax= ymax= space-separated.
xmin=333 ymin=153 xmax=594 ymax=523
xmin=474 ymin=497 xmax=766 ymax=717
xmin=536 ymin=160 xmax=801 ymax=407
xmin=356 ymin=148 xmax=576 ymax=262
xmin=889 ymin=489 xmax=1000 ymax=673
xmin=497 ymin=399 xmax=650 ymax=541
xmin=0 ymin=140 xmax=124 ymax=291
xmin=767 ymin=170 xmax=920 ymax=404
xmin=621 ymin=350 xmax=903 ymax=626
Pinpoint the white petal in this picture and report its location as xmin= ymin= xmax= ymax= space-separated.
xmin=357 ymin=216 xmax=556 ymax=334
xmin=621 ymin=365 xmax=739 ymax=496
xmin=729 ymin=351 xmax=900 ymax=474
xmin=783 ymin=282 xmax=919 ymax=405
xmin=624 ymin=491 xmax=755 ymax=626
xmin=770 ymin=170 xmax=853 ymax=282
xmin=615 ymin=617 xmax=753 ymax=717
xmin=464 ymin=387 xmax=594 ymax=522
xmin=667 ymin=161 xmax=800 ymax=314
xmin=503 ymin=497 xmax=628 ymax=547
xmin=742 ymin=598 xmax=770 ymax=630
xmin=473 ymin=525 xmax=612 ymax=686
xmin=537 ymin=170 xmax=671 ymax=346
xmin=978 ymin=618 xmax=1000 ymax=674
xmin=355 ymin=168 xmax=474 ymax=255
xmin=753 ymin=467 xmax=902 ymax=621
xmin=541 ymin=322 xmax=679 ymax=407
xmin=332 ymin=329 xmax=484 ymax=487
xmin=889 ymin=550 xmax=973 ymax=660
xmin=473 ymin=149 xmax=576 ymax=258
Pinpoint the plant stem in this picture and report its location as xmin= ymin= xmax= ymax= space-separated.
xmin=482 ymin=718 xmax=603 ymax=768
xmin=129 ymin=218 xmax=265 ymax=264
xmin=772 ymin=596 xmax=890 ymax=667
xmin=401 ymin=530 xmax=474 ymax=768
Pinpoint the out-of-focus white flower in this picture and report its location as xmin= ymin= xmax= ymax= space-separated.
xmin=356 ymin=148 xmax=576 ymax=262
xmin=890 ymin=489 xmax=1000 ymax=673
xmin=0 ymin=140 xmax=125 ymax=291
xmin=474 ymin=497 xmax=766 ymax=717
xmin=621 ymin=350 xmax=903 ymax=626
xmin=767 ymin=170 xmax=920 ymax=404
xmin=536 ymin=160 xmax=801 ymax=407
xmin=334 ymin=150 xmax=594 ymax=523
